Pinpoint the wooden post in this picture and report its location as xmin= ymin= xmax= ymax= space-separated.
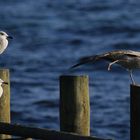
xmin=60 ymin=75 xmax=90 ymax=136
xmin=0 ymin=69 xmax=11 ymax=139
xmin=130 ymin=84 xmax=140 ymax=140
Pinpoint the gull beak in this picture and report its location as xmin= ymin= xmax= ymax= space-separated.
xmin=7 ymin=36 xmax=13 ymax=39
xmin=3 ymin=82 xmax=8 ymax=85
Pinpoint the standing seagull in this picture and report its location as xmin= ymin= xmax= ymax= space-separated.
xmin=71 ymin=50 xmax=140 ymax=84
xmin=0 ymin=31 xmax=13 ymax=54
xmin=0 ymin=78 xmax=8 ymax=98
xmin=0 ymin=31 xmax=12 ymax=97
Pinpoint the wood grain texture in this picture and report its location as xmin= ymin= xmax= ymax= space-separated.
xmin=0 ymin=122 xmax=112 ymax=140
xmin=60 ymin=75 xmax=90 ymax=136
xmin=0 ymin=69 xmax=11 ymax=139
xmin=130 ymin=84 xmax=140 ymax=140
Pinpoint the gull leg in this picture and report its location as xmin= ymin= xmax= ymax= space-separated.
xmin=108 ymin=60 xmax=119 ymax=71
xmin=129 ymin=70 xmax=135 ymax=85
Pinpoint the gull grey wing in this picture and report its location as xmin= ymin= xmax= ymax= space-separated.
xmin=70 ymin=51 xmax=111 ymax=69
xmin=70 ymin=55 xmax=98 ymax=68
xmin=101 ymin=50 xmax=140 ymax=61
xmin=71 ymin=50 xmax=140 ymax=69
xmin=108 ymin=50 xmax=140 ymax=57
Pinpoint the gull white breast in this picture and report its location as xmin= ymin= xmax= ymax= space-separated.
xmin=0 ymin=78 xmax=8 ymax=98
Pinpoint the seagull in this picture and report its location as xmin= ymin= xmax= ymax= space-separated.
xmin=0 ymin=31 xmax=13 ymax=54
xmin=71 ymin=50 xmax=140 ymax=85
xmin=0 ymin=78 xmax=8 ymax=98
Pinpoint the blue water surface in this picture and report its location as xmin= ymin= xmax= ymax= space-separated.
xmin=0 ymin=0 xmax=140 ymax=140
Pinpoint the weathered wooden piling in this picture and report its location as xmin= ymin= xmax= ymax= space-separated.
xmin=60 ymin=75 xmax=90 ymax=136
xmin=0 ymin=69 xmax=11 ymax=139
xmin=130 ymin=84 xmax=140 ymax=140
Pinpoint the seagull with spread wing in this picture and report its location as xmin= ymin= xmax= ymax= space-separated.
xmin=71 ymin=50 xmax=140 ymax=84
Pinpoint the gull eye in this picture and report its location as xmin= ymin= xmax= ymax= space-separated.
xmin=0 ymin=32 xmax=4 ymax=35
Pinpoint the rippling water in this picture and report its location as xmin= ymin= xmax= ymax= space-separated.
xmin=0 ymin=0 xmax=140 ymax=140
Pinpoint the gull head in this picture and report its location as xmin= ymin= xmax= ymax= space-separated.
xmin=0 ymin=31 xmax=13 ymax=40
xmin=0 ymin=31 xmax=13 ymax=54
xmin=0 ymin=78 xmax=8 ymax=86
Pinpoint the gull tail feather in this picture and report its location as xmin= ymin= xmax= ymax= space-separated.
xmin=70 ymin=55 xmax=101 ymax=69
